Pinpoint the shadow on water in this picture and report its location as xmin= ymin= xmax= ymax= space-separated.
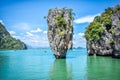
xmin=49 ymin=59 xmax=72 ymax=80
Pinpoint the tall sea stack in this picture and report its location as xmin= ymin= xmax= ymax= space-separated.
xmin=47 ymin=8 xmax=74 ymax=59
xmin=85 ymin=5 xmax=120 ymax=58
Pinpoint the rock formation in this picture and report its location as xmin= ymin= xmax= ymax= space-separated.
xmin=47 ymin=8 xmax=74 ymax=59
xmin=85 ymin=5 xmax=120 ymax=58
xmin=0 ymin=22 xmax=27 ymax=50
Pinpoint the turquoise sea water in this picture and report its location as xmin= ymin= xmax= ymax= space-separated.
xmin=0 ymin=49 xmax=120 ymax=80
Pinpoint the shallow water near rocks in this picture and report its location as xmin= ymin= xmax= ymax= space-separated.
xmin=0 ymin=49 xmax=120 ymax=80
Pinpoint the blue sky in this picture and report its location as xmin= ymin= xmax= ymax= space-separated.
xmin=0 ymin=0 xmax=120 ymax=48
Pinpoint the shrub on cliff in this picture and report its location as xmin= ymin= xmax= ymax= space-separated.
xmin=85 ymin=22 xmax=104 ymax=41
xmin=85 ymin=6 xmax=115 ymax=41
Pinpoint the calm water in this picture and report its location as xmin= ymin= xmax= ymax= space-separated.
xmin=0 ymin=49 xmax=120 ymax=80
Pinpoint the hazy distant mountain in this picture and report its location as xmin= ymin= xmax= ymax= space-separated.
xmin=73 ymin=47 xmax=86 ymax=49
xmin=26 ymin=45 xmax=50 ymax=49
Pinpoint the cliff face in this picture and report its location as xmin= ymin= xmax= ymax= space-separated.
xmin=47 ymin=8 xmax=74 ymax=59
xmin=0 ymin=22 xmax=27 ymax=50
xmin=111 ymin=7 xmax=120 ymax=58
xmin=85 ymin=5 xmax=120 ymax=58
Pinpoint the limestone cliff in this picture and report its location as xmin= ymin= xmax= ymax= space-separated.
xmin=85 ymin=5 xmax=120 ymax=58
xmin=47 ymin=8 xmax=74 ymax=59
xmin=0 ymin=22 xmax=27 ymax=50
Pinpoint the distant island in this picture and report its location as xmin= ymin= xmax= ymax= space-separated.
xmin=0 ymin=22 xmax=27 ymax=50
xmin=74 ymin=47 xmax=86 ymax=49
xmin=85 ymin=5 xmax=120 ymax=58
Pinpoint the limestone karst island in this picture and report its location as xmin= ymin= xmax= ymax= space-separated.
xmin=0 ymin=0 xmax=120 ymax=80
xmin=46 ymin=8 xmax=73 ymax=59
xmin=85 ymin=5 xmax=120 ymax=58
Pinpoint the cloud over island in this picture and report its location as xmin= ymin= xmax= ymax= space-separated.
xmin=74 ymin=13 xmax=100 ymax=24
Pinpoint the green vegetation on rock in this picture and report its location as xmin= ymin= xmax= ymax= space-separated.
xmin=101 ymin=7 xmax=113 ymax=26
xmin=85 ymin=6 xmax=115 ymax=41
xmin=68 ymin=8 xmax=76 ymax=20
xmin=55 ymin=15 xmax=66 ymax=26
xmin=58 ymin=31 xmax=65 ymax=36
xmin=85 ymin=22 xmax=104 ymax=41
xmin=109 ymin=28 xmax=115 ymax=34
xmin=85 ymin=5 xmax=120 ymax=58
xmin=110 ymin=38 xmax=114 ymax=44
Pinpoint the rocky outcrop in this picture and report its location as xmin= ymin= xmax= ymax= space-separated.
xmin=85 ymin=5 xmax=120 ymax=58
xmin=0 ymin=22 xmax=27 ymax=50
xmin=46 ymin=8 xmax=74 ymax=59
xmin=111 ymin=6 xmax=120 ymax=58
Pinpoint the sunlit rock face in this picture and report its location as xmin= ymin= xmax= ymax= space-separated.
xmin=47 ymin=8 xmax=74 ymax=59
xmin=85 ymin=5 xmax=120 ymax=58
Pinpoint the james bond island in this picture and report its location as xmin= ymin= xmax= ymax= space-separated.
xmin=0 ymin=1 xmax=120 ymax=80
xmin=46 ymin=8 xmax=74 ymax=59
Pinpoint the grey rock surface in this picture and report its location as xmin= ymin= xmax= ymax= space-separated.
xmin=47 ymin=8 xmax=73 ymax=59
xmin=111 ymin=10 xmax=120 ymax=58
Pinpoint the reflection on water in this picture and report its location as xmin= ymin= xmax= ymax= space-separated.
xmin=0 ymin=49 xmax=87 ymax=80
xmin=87 ymin=56 xmax=120 ymax=80
xmin=1 ymin=49 xmax=119 ymax=80
xmin=49 ymin=59 xmax=72 ymax=80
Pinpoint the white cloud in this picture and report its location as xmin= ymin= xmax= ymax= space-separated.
xmin=13 ymin=35 xmax=22 ymax=39
xmin=30 ymin=28 xmax=42 ymax=33
xmin=0 ymin=20 xmax=4 ymax=25
xmin=12 ymin=32 xmax=86 ymax=48
xmin=78 ymin=33 xmax=84 ymax=37
xmin=11 ymin=29 xmax=86 ymax=48
xmin=74 ymin=13 xmax=100 ymax=24
xmin=43 ymin=31 xmax=47 ymax=34
xmin=73 ymin=33 xmax=86 ymax=48
xmin=9 ymin=31 xmax=16 ymax=35
xmin=26 ymin=32 xmax=34 ymax=36
xmin=13 ymin=32 xmax=49 ymax=48
xmin=9 ymin=22 xmax=49 ymax=48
